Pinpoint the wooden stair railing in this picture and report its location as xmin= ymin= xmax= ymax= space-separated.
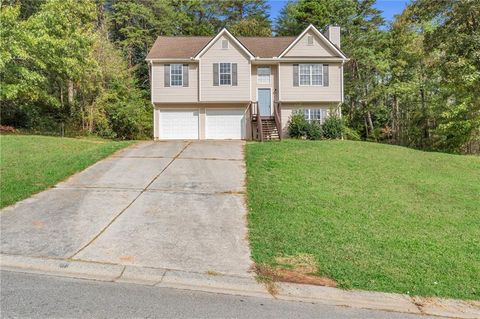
xmin=250 ymin=101 xmax=282 ymax=141
xmin=273 ymin=102 xmax=282 ymax=140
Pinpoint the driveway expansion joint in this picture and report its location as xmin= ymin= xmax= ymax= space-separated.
xmin=69 ymin=141 xmax=192 ymax=259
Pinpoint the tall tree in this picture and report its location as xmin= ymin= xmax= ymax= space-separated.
xmin=407 ymin=0 xmax=480 ymax=152
xmin=276 ymin=0 xmax=388 ymax=139
xmin=219 ymin=0 xmax=272 ymax=36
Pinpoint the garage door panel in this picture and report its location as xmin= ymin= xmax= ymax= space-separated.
xmin=160 ymin=109 xmax=199 ymax=140
xmin=206 ymin=109 xmax=245 ymax=140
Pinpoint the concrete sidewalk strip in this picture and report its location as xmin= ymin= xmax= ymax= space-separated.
xmin=158 ymin=269 xmax=270 ymax=298
xmin=0 ymin=254 xmax=124 ymax=281
xmin=276 ymin=282 xmax=421 ymax=314
xmin=412 ymin=297 xmax=480 ymax=319
xmin=117 ymin=265 xmax=167 ymax=285
xmin=1 ymin=254 xmax=479 ymax=318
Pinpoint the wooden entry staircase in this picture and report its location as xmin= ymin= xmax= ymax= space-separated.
xmin=249 ymin=102 xmax=282 ymax=141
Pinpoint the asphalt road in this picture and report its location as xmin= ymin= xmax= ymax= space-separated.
xmin=1 ymin=271 xmax=437 ymax=319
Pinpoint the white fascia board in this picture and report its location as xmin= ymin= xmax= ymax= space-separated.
xmin=277 ymin=24 xmax=348 ymax=60
xmin=146 ymin=58 xmax=196 ymax=62
xmin=255 ymin=57 xmax=347 ymax=63
xmin=193 ymin=28 xmax=254 ymax=60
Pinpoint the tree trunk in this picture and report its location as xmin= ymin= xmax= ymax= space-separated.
xmin=392 ymin=94 xmax=399 ymax=143
xmin=367 ymin=110 xmax=374 ymax=138
xmin=68 ymin=80 xmax=74 ymax=114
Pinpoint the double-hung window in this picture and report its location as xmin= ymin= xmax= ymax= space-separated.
xmin=299 ymin=64 xmax=323 ymax=86
xmin=170 ymin=64 xmax=183 ymax=86
xmin=219 ymin=63 xmax=232 ymax=85
xmin=257 ymin=67 xmax=271 ymax=84
xmin=304 ymin=109 xmax=328 ymax=124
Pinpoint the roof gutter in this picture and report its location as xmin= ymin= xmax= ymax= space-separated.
xmin=145 ymin=58 xmax=196 ymax=62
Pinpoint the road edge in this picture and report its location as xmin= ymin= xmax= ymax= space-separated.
xmin=1 ymin=254 xmax=479 ymax=318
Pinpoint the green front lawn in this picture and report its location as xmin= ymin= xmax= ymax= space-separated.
xmin=0 ymin=135 xmax=134 ymax=208
xmin=246 ymin=140 xmax=480 ymax=300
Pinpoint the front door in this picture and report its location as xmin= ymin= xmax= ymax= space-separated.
xmin=257 ymin=88 xmax=271 ymax=116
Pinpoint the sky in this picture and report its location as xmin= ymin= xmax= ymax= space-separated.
xmin=267 ymin=0 xmax=410 ymax=24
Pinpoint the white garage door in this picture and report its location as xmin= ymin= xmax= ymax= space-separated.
xmin=159 ymin=109 xmax=199 ymax=139
xmin=206 ymin=109 xmax=245 ymax=139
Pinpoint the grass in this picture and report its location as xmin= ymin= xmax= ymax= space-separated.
xmin=0 ymin=134 xmax=134 ymax=208
xmin=246 ymin=140 xmax=480 ymax=300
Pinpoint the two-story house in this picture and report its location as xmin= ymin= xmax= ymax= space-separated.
xmin=146 ymin=24 xmax=348 ymax=140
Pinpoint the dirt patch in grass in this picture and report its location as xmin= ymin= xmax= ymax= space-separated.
xmin=255 ymin=254 xmax=337 ymax=290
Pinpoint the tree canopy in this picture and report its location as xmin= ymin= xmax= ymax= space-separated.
xmin=1 ymin=0 xmax=478 ymax=153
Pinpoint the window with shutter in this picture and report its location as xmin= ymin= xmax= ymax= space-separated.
xmin=219 ymin=63 xmax=232 ymax=85
xmin=298 ymin=64 xmax=324 ymax=86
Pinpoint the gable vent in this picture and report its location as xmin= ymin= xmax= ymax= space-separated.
xmin=307 ymin=35 xmax=314 ymax=45
xmin=222 ymin=39 xmax=229 ymax=49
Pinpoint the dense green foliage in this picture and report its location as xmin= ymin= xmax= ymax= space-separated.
xmin=288 ymin=111 xmax=343 ymax=139
xmin=1 ymin=0 xmax=478 ymax=152
xmin=0 ymin=135 xmax=133 ymax=208
xmin=0 ymin=0 xmax=271 ymax=138
xmin=246 ymin=140 xmax=480 ymax=299
xmin=321 ymin=116 xmax=343 ymax=139
xmin=277 ymin=0 xmax=479 ymax=154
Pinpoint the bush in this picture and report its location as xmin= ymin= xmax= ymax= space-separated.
xmin=343 ymin=125 xmax=361 ymax=140
xmin=322 ymin=116 xmax=343 ymax=139
xmin=288 ymin=111 xmax=309 ymax=138
xmin=306 ymin=121 xmax=323 ymax=140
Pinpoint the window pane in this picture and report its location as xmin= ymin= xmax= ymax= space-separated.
xmin=312 ymin=74 xmax=322 ymax=85
xmin=299 ymin=64 xmax=310 ymax=75
xmin=170 ymin=64 xmax=183 ymax=86
xmin=219 ymin=63 xmax=231 ymax=85
xmin=311 ymin=64 xmax=322 ymax=85
xmin=300 ymin=75 xmax=310 ymax=85
xmin=220 ymin=63 xmax=230 ymax=73
xmin=312 ymin=64 xmax=322 ymax=75
xmin=303 ymin=109 xmax=310 ymax=121
xmin=257 ymin=67 xmax=270 ymax=84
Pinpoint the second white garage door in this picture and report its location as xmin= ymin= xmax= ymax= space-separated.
xmin=159 ymin=109 xmax=199 ymax=139
xmin=205 ymin=109 xmax=246 ymax=139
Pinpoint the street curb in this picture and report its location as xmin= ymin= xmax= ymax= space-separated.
xmin=1 ymin=254 xmax=479 ymax=318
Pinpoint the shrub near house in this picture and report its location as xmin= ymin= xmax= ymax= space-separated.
xmin=288 ymin=110 xmax=343 ymax=140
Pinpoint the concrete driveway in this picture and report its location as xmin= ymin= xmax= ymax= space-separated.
xmin=1 ymin=141 xmax=252 ymax=276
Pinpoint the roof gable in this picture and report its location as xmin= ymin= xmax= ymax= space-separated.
xmin=194 ymin=29 xmax=254 ymax=60
xmin=278 ymin=24 xmax=347 ymax=59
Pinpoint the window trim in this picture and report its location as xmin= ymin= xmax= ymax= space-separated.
xmin=170 ymin=64 xmax=183 ymax=87
xmin=218 ymin=62 xmax=232 ymax=86
xmin=257 ymin=66 xmax=271 ymax=84
xmin=298 ymin=64 xmax=323 ymax=87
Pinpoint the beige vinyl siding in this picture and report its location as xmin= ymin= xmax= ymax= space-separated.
xmin=279 ymin=103 xmax=339 ymax=138
xmin=283 ymin=30 xmax=337 ymax=57
xmin=151 ymin=63 xmax=198 ymax=103
xmin=251 ymin=65 xmax=278 ymax=102
xmin=154 ymin=103 xmax=251 ymax=140
xmin=279 ymin=63 xmax=342 ymax=102
xmin=199 ymin=35 xmax=250 ymax=102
